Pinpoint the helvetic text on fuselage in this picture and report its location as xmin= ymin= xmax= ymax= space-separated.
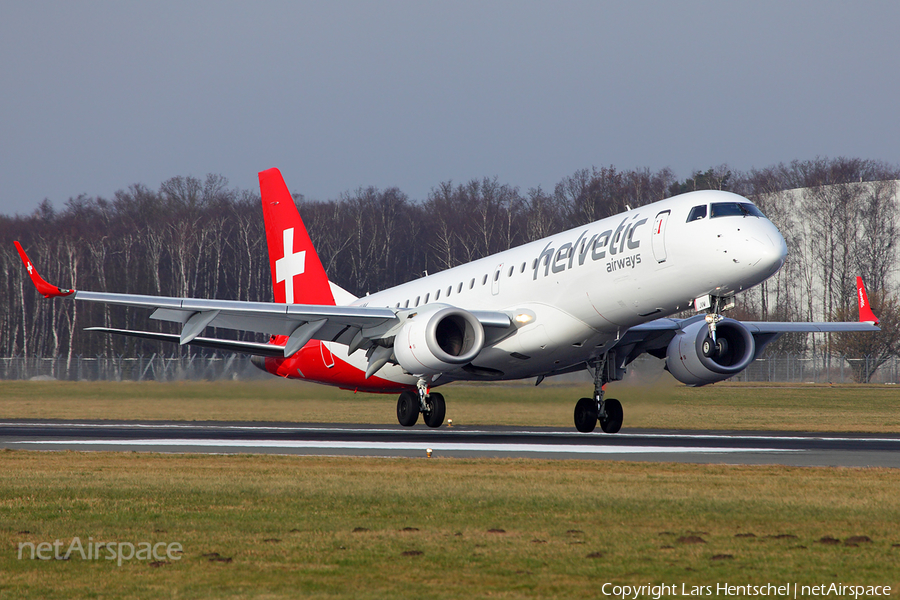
xmin=533 ymin=214 xmax=648 ymax=280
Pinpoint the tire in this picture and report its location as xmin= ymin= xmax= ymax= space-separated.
xmin=573 ymin=397 xmax=598 ymax=433
xmin=599 ymin=398 xmax=623 ymax=434
xmin=423 ymin=392 xmax=445 ymax=428
xmin=397 ymin=391 xmax=419 ymax=427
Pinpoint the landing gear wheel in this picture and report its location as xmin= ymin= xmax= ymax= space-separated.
xmin=574 ymin=397 xmax=598 ymax=433
xmin=423 ymin=392 xmax=445 ymax=428
xmin=599 ymin=398 xmax=623 ymax=433
xmin=397 ymin=391 xmax=419 ymax=427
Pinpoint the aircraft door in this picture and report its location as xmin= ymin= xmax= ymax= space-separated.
xmin=491 ymin=264 xmax=503 ymax=296
xmin=651 ymin=210 xmax=670 ymax=263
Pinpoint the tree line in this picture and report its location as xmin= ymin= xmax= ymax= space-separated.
xmin=1 ymin=158 xmax=898 ymax=380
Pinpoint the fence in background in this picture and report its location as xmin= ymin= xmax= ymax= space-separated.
xmin=0 ymin=354 xmax=266 ymax=382
xmin=0 ymin=353 xmax=898 ymax=384
xmin=733 ymin=353 xmax=899 ymax=385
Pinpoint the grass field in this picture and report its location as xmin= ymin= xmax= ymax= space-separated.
xmin=2 ymin=452 xmax=899 ymax=599
xmin=2 ymin=380 xmax=900 ymax=598
xmin=2 ymin=378 xmax=900 ymax=432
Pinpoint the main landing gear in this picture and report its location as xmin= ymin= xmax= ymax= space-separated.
xmin=396 ymin=378 xmax=445 ymax=428
xmin=574 ymin=355 xmax=623 ymax=434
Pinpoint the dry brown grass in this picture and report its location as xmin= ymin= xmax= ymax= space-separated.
xmin=2 ymin=379 xmax=900 ymax=432
xmin=2 ymin=451 xmax=899 ymax=598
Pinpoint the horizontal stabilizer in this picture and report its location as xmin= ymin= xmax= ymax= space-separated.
xmin=86 ymin=327 xmax=286 ymax=357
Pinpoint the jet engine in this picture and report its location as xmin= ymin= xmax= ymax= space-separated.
xmin=665 ymin=318 xmax=756 ymax=386
xmin=393 ymin=305 xmax=485 ymax=375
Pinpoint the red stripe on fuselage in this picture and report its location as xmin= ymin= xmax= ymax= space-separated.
xmin=263 ymin=337 xmax=413 ymax=394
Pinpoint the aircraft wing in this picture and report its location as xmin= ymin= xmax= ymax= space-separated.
xmin=622 ymin=317 xmax=880 ymax=338
xmin=14 ymin=242 xmax=510 ymax=358
xmin=614 ymin=273 xmax=879 ymax=356
xmin=740 ymin=321 xmax=880 ymax=333
xmin=601 ymin=287 xmax=879 ymax=373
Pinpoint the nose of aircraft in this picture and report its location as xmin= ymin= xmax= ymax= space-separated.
xmin=748 ymin=218 xmax=787 ymax=278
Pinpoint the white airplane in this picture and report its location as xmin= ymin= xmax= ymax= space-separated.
xmin=15 ymin=168 xmax=880 ymax=433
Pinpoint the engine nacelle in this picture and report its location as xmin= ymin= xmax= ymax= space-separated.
xmin=665 ymin=318 xmax=756 ymax=386
xmin=393 ymin=305 xmax=485 ymax=375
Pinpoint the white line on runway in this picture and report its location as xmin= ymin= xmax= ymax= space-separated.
xmin=1 ymin=422 xmax=897 ymax=444
xmin=8 ymin=439 xmax=797 ymax=454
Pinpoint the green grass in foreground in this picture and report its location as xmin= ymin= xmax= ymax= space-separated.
xmin=1 ymin=452 xmax=899 ymax=599
xmin=2 ymin=379 xmax=900 ymax=432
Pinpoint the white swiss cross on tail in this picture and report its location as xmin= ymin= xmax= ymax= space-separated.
xmin=275 ymin=228 xmax=306 ymax=304
xmin=259 ymin=168 xmax=336 ymax=306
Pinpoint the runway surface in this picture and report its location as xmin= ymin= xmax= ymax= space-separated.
xmin=1 ymin=419 xmax=899 ymax=467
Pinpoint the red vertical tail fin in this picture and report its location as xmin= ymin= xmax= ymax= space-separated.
xmin=856 ymin=277 xmax=879 ymax=325
xmin=259 ymin=168 xmax=335 ymax=306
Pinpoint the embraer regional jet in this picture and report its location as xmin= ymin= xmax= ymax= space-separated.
xmin=15 ymin=168 xmax=880 ymax=433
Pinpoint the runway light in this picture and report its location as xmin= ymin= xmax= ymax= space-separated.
xmin=426 ymin=448 xmax=432 ymax=458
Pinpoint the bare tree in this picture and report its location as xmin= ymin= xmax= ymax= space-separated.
xmin=832 ymin=291 xmax=900 ymax=382
xmin=855 ymin=179 xmax=899 ymax=294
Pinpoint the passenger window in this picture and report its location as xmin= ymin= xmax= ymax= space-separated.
xmin=686 ymin=205 xmax=707 ymax=222
xmin=447 ymin=286 xmax=452 ymax=296
xmin=470 ymin=278 xmax=475 ymax=289
xmin=508 ymin=266 xmax=514 ymax=277
xmin=415 ymin=296 xmax=420 ymax=307
xmin=424 ymin=293 xmax=430 ymax=303
xmin=457 ymin=282 xmax=463 ymax=293
xmin=435 ymin=289 xmax=440 ymax=300
xmin=404 ymin=299 xmax=409 ymax=308
xmin=520 ymin=262 xmax=526 ymax=273
xmin=482 ymin=275 xmax=488 ymax=285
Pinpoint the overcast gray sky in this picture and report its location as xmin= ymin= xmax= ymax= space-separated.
xmin=2 ymin=1 xmax=898 ymax=215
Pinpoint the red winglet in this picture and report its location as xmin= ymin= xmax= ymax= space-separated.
xmin=13 ymin=241 xmax=75 ymax=298
xmin=856 ymin=277 xmax=879 ymax=325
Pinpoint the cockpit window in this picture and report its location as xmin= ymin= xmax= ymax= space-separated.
xmin=686 ymin=205 xmax=707 ymax=222
xmin=710 ymin=202 xmax=765 ymax=219
xmin=742 ymin=203 xmax=765 ymax=217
